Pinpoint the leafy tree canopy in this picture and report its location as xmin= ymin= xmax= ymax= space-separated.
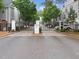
xmin=55 ymin=0 xmax=66 ymax=3
xmin=0 ymin=0 xmax=4 ymax=11
xmin=67 ymin=7 xmax=77 ymax=23
xmin=13 ymin=0 xmax=37 ymax=22
xmin=42 ymin=0 xmax=60 ymax=22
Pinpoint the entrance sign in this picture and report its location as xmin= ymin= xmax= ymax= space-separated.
xmin=36 ymin=21 xmax=40 ymax=25
xmin=59 ymin=20 xmax=62 ymax=30
xmin=12 ymin=20 xmax=16 ymax=31
xmin=34 ymin=20 xmax=40 ymax=34
xmin=34 ymin=24 xmax=39 ymax=34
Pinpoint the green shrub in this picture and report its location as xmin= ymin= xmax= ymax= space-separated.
xmin=56 ymin=28 xmax=71 ymax=32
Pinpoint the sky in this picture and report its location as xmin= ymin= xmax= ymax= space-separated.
xmin=33 ymin=0 xmax=64 ymax=11
xmin=33 ymin=0 xmax=45 ymax=11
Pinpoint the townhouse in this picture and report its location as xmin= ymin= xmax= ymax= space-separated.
xmin=0 ymin=0 xmax=19 ymax=31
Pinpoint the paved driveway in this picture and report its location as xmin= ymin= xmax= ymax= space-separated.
xmin=0 ymin=31 xmax=79 ymax=59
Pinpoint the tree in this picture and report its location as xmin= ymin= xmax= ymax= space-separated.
xmin=42 ymin=0 xmax=60 ymax=22
xmin=55 ymin=0 xmax=65 ymax=3
xmin=13 ymin=0 xmax=37 ymax=23
xmin=66 ymin=7 xmax=77 ymax=29
xmin=0 ymin=0 xmax=4 ymax=11
xmin=67 ymin=7 xmax=77 ymax=23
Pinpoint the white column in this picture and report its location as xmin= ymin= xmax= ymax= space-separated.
xmin=14 ymin=7 xmax=17 ymax=21
xmin=6 ymin=8 xmax=8 ymax=21
xmin=14 ymin=7 xmax=19 ymax=21
xmin=8 ymin=7 xmax=11 ymax=23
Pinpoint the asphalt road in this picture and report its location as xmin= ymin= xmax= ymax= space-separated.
xmin=0 ymin=31 xmax=79 ymax=59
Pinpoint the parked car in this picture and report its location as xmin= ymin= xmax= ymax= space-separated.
xmin=29 ymin=23 xmax=34 ymax=26
xmin=45 ymin=24 xmax=53 ymax=28
xmin=54 ymin=26 xmax=59 ymax=30
xmin=54 ymin=24 xmax=73 ymax=31
xmin=63 ymin=24 xmax=73 ymax=30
